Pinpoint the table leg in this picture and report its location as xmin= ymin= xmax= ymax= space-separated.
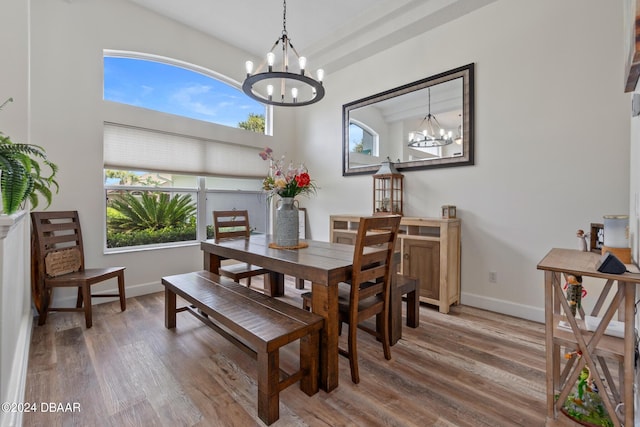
xmin=622 ymin=281 xmax=635 ymax=427
xmin=204 ymin=252 xmax=221 ymax=273
xmin=312 ymin=282 xmax=339 ymax=392
xmin=267 ymin=272 xmax=284 ymax=297
xmin=165 ymin=287 xmax=176 ymax=329
xmin=544 ymin=271 xmax=556 ymax=420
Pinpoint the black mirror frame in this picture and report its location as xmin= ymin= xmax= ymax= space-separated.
xmin=342 ymin=63 xmax=474 ymax=176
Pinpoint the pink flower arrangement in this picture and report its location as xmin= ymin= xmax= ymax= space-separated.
xmin=259 ymin=147 xmax=317 ymax=199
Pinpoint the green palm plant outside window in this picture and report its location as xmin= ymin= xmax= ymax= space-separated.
xmin=107 ymin=191 xmax=196 ymax=232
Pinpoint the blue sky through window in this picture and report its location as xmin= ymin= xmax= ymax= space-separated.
xmin=104 ymin=57 xmax=264 ymax=128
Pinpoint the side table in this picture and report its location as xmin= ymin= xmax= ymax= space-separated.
xmin=537 ymin=248 xmax=638 ymax=427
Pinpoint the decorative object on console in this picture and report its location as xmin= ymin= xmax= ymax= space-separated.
xmin=441 ymin=205 xmax=456 ymax=219
xmin=576 ymin=229 xmax=588 ymax=251
xmin=259 ymin=147 xmax=316 ymax=248
xmin=601 ymin=214 xmax=630 ymax=263
xmin=373 ymin=157 xmax=403 ymax=216
xmin=595 ymin=251 xmax=627 ymax=274
xmin=560 ymin=364 xmax=613 ymax=427
xmin=242 ymin=0 xmax=324 ymax=107
xmin=563 ymin=275 xmax=584 ymax=317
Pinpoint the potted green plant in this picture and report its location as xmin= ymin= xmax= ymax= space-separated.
xmin=0 ymin=98 xmax=58 ymax=215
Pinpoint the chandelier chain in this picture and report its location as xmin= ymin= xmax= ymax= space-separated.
xmin=282 ymin=0 xmax=287 ymax=36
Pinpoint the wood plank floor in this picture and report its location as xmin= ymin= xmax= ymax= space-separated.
xmin=23 ymin=278 xmax=579 ymax=427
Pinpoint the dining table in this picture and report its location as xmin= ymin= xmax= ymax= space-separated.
xmin=201 ymin=234 xmax=357 ymax=392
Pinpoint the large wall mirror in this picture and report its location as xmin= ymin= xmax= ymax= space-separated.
xmin=343 ymin=63 xmax=474 ymax=176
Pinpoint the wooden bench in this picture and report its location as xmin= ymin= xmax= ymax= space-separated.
xmin=390 ymin=274 xmax=420 ymax=344
xmin=162 ymin=270 xmax=324 ymax=425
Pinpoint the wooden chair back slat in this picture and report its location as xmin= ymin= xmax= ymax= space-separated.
xmin=32 ymin=211 xmax=86 ymax=271
xmin=211 ymin=210 xmax=268 ymax=289
xmin=213 ymin=210 xmax=251 ymax=241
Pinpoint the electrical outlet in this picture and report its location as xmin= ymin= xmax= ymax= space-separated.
xmin=489 ymin=271 xmax=497 ymax=284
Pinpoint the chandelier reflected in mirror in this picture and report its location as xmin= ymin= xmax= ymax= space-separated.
xmin=407 ymin=87 xmax=453 ymax=148
xmin=242 ymin=0 xmax=325 ymax=107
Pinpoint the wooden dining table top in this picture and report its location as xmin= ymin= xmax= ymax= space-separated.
xmin=200 ymin=234 xmax=358 ymax=286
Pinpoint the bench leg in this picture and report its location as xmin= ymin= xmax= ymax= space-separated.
xmin=165 ymin=288 xmax=176 ymax=329
xmin=300 ymin=330 xmax=319 ymax=396
xmin=257 ymin=350 xmax=279 ymax=425
xmin=406 ymin=289 xmax=419 ymax=328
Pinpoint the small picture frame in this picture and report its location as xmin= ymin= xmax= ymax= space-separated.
xmin=441 ymin=205 xmax=457 ymax=219
xmin=589 ymin=223 xmax=604 ymax=253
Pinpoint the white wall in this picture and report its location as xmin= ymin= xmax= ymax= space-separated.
xmin=27 ymin=0 xmax=297 ymax=306
xmin=295 ymin=0 xmax=630 ymax=322
xmin=18 ymin=0 xmax=633 ymax=322
xmin=0 ymin=2 xmax=32 ymax=427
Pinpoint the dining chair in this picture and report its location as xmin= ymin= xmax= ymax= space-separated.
xmin=301 ymin=215 xmax=401 ymax=383
xmin=31 ymin=210 xmax=126 ymax=328
xmin=213 ymin=210 xmax=270 ymax=288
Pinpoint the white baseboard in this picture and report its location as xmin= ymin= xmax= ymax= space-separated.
xmin=53 ymin=280 xmax=164 ymax=307
xmin=0 ymin=313 xmax=33 ymax=427
xmin=461 ymin=292 xmax=544 ymax=323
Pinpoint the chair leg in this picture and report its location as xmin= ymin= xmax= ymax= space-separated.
xmin=295 ymin=278 xmax=305 ymax=289
xmin=76 ymin=286 xmax=83 ymax=308
xmin=348 ymin=322 xmax=359 ymax=384
xmin=118 ymin=271 xmax=126 ymax=312
xmin=381 ymin=309 xmax=391 ymax=361
xmin=246 ymin=276 xmax=251 ymax=288
xmin=38 ymin=288 xmax=51 ymax=326
xmin=81 ymin=284 xmax=92 ymax=328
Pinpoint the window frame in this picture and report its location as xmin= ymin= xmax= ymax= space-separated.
xmin=104 ymin=172 xmax=267 ymax=253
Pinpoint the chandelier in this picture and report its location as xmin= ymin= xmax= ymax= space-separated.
xmin=407 ymin=87 xmax=453 ymax=148
xmin=242 ymin=0 xmax=325 ymax=107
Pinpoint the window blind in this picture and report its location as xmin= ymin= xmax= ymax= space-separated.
xmin=103 ymin=123 xmax=265 ymax=178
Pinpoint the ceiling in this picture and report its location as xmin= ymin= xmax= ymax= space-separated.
xmin=126 ymin=0 xmax=497 ymax=74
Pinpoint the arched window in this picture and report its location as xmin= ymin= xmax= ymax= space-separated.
xmin=103 ymin=52 xmax=266 ymax=132
xmin=349 ymin=119 xmax=379 ymax=156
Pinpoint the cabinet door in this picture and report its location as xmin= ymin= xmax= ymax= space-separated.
xmin=403 ymin=239 xmax=440 ymax=300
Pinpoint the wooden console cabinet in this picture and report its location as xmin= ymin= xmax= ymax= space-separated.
xmin=330 ymin=215 xmax=461 ymax=314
